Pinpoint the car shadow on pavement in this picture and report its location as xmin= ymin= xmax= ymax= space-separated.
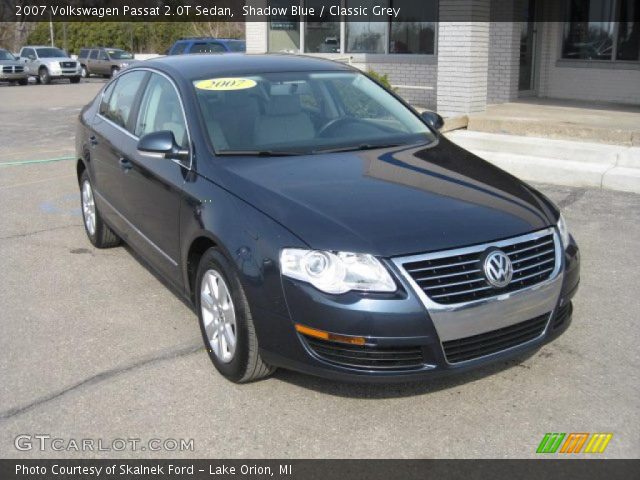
xmin=271 ymin=350 xmax=540 ymax=399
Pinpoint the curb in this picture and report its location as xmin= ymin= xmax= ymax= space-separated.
xmin=446 ymin=131 xmax=640 ymax=195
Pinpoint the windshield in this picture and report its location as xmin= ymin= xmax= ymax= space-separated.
xmin=0 ymin=49 xmax=15 ymax=60
xmin=36 ymin=47 xmax=67 ymax=58
xmin=106 ymin=49 xmax=134 ymax=60
xmin=194 ymin=71 xmax=435 ymax=155
xmin=226 ymin=41 xmax=246 ymax=52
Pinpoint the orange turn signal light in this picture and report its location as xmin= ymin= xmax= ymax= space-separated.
xmin=295 ymin=324 xmax=366 ymax=346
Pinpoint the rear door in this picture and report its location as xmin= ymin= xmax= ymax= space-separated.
xmin=89 ymin=70 xmax=148 ymax=234
xmin=119 ymin=71 xmax=190 ymax=285
xmin=87 ymin=49 xmax=99 ymax=74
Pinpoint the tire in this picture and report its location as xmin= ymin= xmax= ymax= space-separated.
xmin=81 ymin=65 xmax=88 ymax=78
xmin=18 ymin=78 xmax=28 ymax=86
xmin=196 ymin=248 xmax=275 ymax=383
xmin=38 ymin=67 xmax=50 ymax=85
xmin=110 ymin=66 xmax=120 ymax=77
xmin=70 ymin=76 xmax=81 ymax=84
xmin=79 ymin=171 xmax=120 ymax=248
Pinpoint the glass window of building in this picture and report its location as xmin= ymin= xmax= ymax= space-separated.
xmin=346 ymin=0 xmax=388 ymax=54
xmin=268 ymin=0 xmax=301 ymax=53
xmin=389 ymin=0 xmax=437 ymax=54
xmin=562 ymin=0 xmax=640 ymax=61
xmin=616 ymin=0 xmax=640 ymax=60
xmin=304 ymin=0 xmax=341 ymax=53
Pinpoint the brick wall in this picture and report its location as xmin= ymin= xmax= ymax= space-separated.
xmin=437 ymin=0 xmax=491 ymax=116
xmin=363 ymin=62 xmax=437 ymax=109
xmin=487 ymin=0 xmax=521 ymax=104
xmin=245 ymin=22 xmax=267 ymax=54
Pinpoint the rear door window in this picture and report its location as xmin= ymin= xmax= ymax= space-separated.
xmin=190 ymin=42 xmax=226 ymax=54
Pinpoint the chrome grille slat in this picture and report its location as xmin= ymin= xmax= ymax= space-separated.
xmin=507 ymin=239 xmax=553 ymax=256
xmin=423 ymin=277 xmax=485 ymax=291
xmin=398 ymin=229 xmax=559 ymax=305
xmin=414 ymin=269 xmax=482 ymax=282
xmin=513 ymin=258 xmax=554 ymax=274
xmin=512 ymin=267 xmax=554 ymax=282
xmin=510 ymin=249 xmax=554 ymax=264
xmin=405 ymin=258 xmax=477 ymax=273
xmin=431 ymin=285 xmax=493 ymax=299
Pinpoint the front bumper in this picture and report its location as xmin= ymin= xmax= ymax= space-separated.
xmin=259 ymin=231 xmax=580 ymax=382
xmin=0 ymin=72 xmax=28 ymax=80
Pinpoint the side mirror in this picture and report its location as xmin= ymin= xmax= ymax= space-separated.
xmin=421 ymin=111 xmax=445 ymax=131
xmin=137 ymin=131 xmax=189 ymax=162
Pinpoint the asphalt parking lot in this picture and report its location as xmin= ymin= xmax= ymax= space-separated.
xmin=0 ymin=79 xmax=638 ymax=459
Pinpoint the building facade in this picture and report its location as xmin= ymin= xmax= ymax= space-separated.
xmin=246 ymin=0 xmax=640 ymax=116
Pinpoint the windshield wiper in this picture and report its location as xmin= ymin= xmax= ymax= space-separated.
xmin=313 ymin=143 xmax=405 ymax=154
xmin=216 ymin=150 xmax=305 ymax=157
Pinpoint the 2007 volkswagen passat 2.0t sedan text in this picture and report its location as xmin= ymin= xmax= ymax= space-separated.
xmin=75 ymin=55 xmax=580 ymax=383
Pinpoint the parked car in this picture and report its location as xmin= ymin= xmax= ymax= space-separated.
xmin=167 ymin=37 xmax=245 ymax=55
xmin=18 ymin=46 xmax=81 ymax=84
xmin=78 ymin=47 xmax=135 ymax=78
xmin=76 ymin=55 xmax=580 ymax=383
xmin=0 ymin=48 xmax=28 ymax=85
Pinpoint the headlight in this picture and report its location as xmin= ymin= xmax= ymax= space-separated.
xmin=280 ymin=249 xmax=396 ymax=294
xmin=557 ymin=213 xmax=571 ymax=249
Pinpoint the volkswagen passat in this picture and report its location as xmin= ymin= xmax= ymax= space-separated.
xmin=75 ymin=55 xmax=580 ymax=383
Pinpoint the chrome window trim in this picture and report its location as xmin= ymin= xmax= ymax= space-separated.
xmin=389 ymin=227 xmax=564 ymax=364
xmin=95 ymin=67 xmax=193 ymax=170
xmin=93 ymin=189 xmax=178 ymax=267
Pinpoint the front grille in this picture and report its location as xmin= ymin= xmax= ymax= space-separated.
xmin=2 ymin=66 xmax=12 ymax=73
xmin=14 ymin=65 xmax=23 ymax=72
xmin=442 ymin=313 xmax=549 ymax=363
xmin=303 ymin=336 xmax=426 ymax=370
xmin=401 ymin=230 xmax=557 ymax=305
xmin=60 ymin=61 xmax=76 ymax=68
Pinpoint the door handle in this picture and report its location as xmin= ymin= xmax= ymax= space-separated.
xmin=89 ymin=135 xmax=98 ymax=146
xmin=118 ymin=157 xmax=133 ymax=171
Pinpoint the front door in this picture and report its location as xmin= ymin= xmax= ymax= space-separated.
xmin=121 ymin=71 xmax=189 ymax=287
xmin=518 ymin=0 xmax=538 ymax=95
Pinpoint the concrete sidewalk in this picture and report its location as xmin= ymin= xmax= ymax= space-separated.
xmin=466 ymin=99 xmax=640 ymax=146
xmin=446 ymin=130 xmax=640 ymax=194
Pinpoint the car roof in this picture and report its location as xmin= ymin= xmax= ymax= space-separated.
xmin=140 ymin=54 xmax=352 ymax=80
xmin=24 ymin=45 xmax=59 ymax=48
xmin=176 ymin=38 xmax=243 ymax=42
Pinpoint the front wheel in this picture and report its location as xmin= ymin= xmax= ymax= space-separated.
xmin=196 ymin=248 xmax=275 ymax=383
xmin=18 ymin=78 xmax=28 ymax=86
xmin=38 ymin=67 xmax=50 ymax=85
xmin=70 ymin=76 xmax=81 ymax=84
xmin=110 ymin=66 xmax=120 ymax=77
xmin=79 ymin=171 xmax=120 ymax=248
xmin=81 ymin=65 xmax=88 ymax=78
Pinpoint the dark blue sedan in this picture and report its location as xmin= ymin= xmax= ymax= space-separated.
xmin=75 ymin=54 xmax=580 ymax=383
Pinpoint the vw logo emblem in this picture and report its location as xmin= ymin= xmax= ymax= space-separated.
xmin=483 ymin=250 xmax=513 ymax=288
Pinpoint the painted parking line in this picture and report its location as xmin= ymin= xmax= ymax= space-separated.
xmin=0 ymin=155 xmax=75 ymax=167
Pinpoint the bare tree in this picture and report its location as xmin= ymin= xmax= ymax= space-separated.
xmin=189 ymin=22 xmax=244 ymax=39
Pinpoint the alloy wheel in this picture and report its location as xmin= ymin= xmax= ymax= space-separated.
xmin=201 ymin=270 xmax=237 ymax=363
xmin=81 ymin=180 xmax=96 ymax=236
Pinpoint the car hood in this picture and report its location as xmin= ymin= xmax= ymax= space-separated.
xmin=212 ymin=137 xmax=558 ymax=257
xmin=41 ymin=57 xmax=74 ymax=63
xmin=0 ymin=60 xmax=22 ymax=66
